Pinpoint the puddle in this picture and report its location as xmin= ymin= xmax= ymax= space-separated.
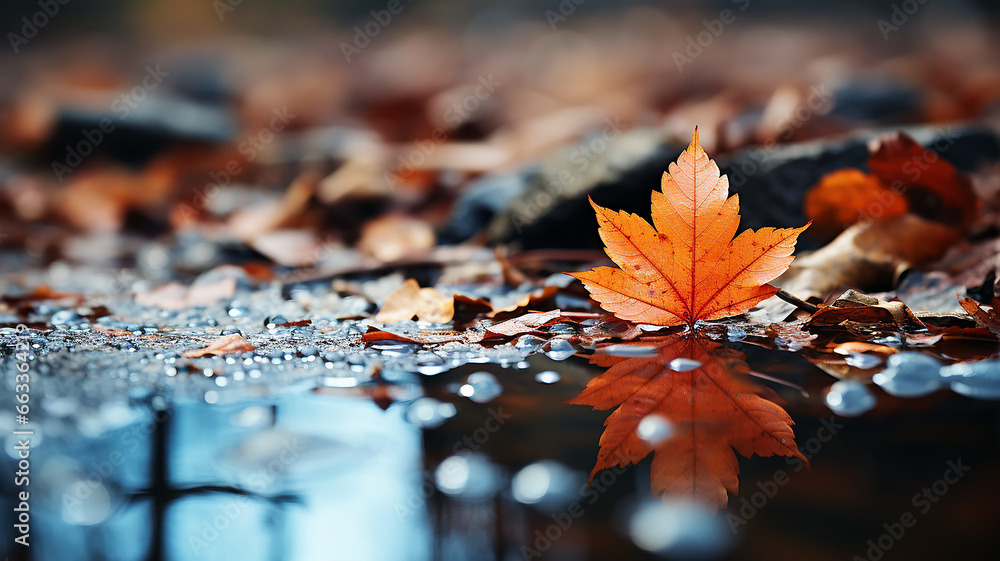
xmin=2 ymin=300 xmax=1000 ymax=561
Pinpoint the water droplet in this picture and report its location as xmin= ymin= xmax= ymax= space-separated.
xmin=940 ymin=359 xmax=1000 ymax=400
xmin=435 ymin=454 xmax=501 ymax=499
xmin=545 ymin=339 xmax=576 ymax=361
xmin=534 ymin=370 xmax=561 ymax=384
xmin=458 ymin=371 xmax=503 ymax=403
xmin=869 ymin=332 xmax=902 ymax=347
xmin=629 ymin=499 xmax=731 ymax=556
xmin=726 ymin=326 xmax=747 ymax=342
xmin=601 ymin=345 xmax=659 ymax=357
xmin=62 ymin=479 xmax=112 ymax=526
xmin=231 ymin=405 xmax=273 ymax=428
xmin=669 ymin=358 xmax=702 ymax=372
xmin=872 ymin=352 xmax=942 ymax=397
xmin=845 ymin=352 xmax=883 ymax=370
xmin=514 ymin=335 xmax=545 ymax=353
xmin=825 ymin=380 xmax=876 ymax=416
xmin=637 ymin=414 xmax=674 ymax=445
xmin=511 ymin=461 xmax=580 ymax=508
xmin=204 ymin=391 xmax=219 ymax=404
xmin=404 ymin=397 xmax=458 ymax=428
xmin=51 ymin=309 xmax=85 ymax=327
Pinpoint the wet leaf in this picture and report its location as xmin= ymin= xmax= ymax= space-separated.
xmin=568 ymin=128 xmax=808 ymax=327
xmin=182 ymin=334 xmax=256 ymax=358
xmin=959 ymin=296 xmax=1000 ymax=338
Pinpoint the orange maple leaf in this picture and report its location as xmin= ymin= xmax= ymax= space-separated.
xmin=568 ymin=333 xmax=807 ymax=508
xmin=568 ymin=128 xmax=809 ymax=327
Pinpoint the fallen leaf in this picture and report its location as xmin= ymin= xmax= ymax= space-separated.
xmin=484 ymin=309 xmax=561 ymax=337
xmin=375 ymin=279 xmax=454 ymax=323
xmin=91 ymin=324 xmax=134 ymax=337
xmin=568 ymin=127 xmax=808 ymax=327
xmin=182 ymin=334 xmax=256 ymax=358
xmin=135 ymin=277 xmax=237 ymax=311
xmin=959 ymin=296 xmax=1000 ymax=338
xmin=358 ymin=214 xmax=436 ymax=263
xmin=867 ymin=132 xmax=977 ymax=228
xmin=804 ymin=168 xmax=907 ymax=240
xmin=228 ymin=173 xmax=318 ymax=241
xmin=770 ymin=215 xmax=962 ymax=319
xmin=568 ymin=333 xmax=806 ymax=508
xmin=804 ymin=131 xmax=977 ymax=242
xmin=806 ymin=290 xmax=926 ymax=331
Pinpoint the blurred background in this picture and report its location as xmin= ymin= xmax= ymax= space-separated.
xmin=2 ymin=1 xmax=1000 ymax=561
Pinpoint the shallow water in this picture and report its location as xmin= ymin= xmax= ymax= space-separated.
xmin=1 ymin=280 xmax=1000 ymax=561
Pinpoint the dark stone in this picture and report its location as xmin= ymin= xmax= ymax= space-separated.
xmin=493 ymin=125 xmax=1000 ymax=251
xmin=439 ymin=171 xmax=530 ymax=244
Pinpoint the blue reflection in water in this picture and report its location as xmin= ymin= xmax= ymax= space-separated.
xmin=1 ymin=390 xmax=430 ymax=561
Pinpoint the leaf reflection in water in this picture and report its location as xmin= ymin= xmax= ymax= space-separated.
xmin=568 ymin=332 xmax=807 ymax=509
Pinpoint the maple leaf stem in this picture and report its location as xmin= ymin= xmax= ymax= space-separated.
xmin=775 ymin=289 xmax=819 ymax=314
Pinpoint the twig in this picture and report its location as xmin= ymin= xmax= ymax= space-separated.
xmin=775 ymin=289 xmax=819 ymax=314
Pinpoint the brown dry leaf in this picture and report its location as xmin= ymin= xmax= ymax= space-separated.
xmin=91 ymin=324 xmax=133 ymax=337
xmin=249 ymin=229 xmax=326 ymax=267
xmin=772 ymin=215 xmax=962 ymax=318
xmin=484 ymin=309 xmax=561 ymax=337
xmin=358 ymin=214 xmax=436 ymax=263
xmin=958 ymin=296 xmax=1000 ymax=338
xmin=486 ymin=285 xmax=559 ymax=318
xmin=360 ymin=326 xmax=467 ymax=345
xmin=375 ymin=279 xmax=454 ymax=323
xmin=806 ymin=290 xmax=926 ymax=331
xmin=135 ymin=277 xmax=237 ymax=311
xmin=228 ymin=173 xmax=318 ymax=241
xmin=182 ymin=334 xmax=256 ymax=358
xmin=318 ymin=158 xmax=393 ymax=205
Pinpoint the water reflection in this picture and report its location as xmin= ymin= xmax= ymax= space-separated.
xmin=2 ymin=391 xmax=430 ymax=561
xmin=568 ymin=333 xmax=806 ymax=509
